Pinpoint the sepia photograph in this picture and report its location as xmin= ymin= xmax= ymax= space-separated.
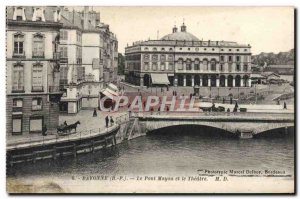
xmin=5 ymin=5 xmax=295 ymax=194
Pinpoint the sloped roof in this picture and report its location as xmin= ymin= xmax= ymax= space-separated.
xmin=6 ymin=6 xmax=59 ymax=22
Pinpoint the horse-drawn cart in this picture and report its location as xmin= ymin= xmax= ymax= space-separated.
xmin=57 ymin=121 xmax=80 ymax=136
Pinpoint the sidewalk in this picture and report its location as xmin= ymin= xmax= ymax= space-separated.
xmin=7 ymin=110 xmax=128 ymax=147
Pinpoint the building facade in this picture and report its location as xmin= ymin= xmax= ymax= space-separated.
xmin=6 ymin=6 xmax=62 ymax=137
xmin=125 ymin=23 xmax=252 ymax=88
xmin=59 ymin=7 xmax=118 ymax=114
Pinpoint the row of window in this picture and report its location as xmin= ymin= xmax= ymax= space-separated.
xmin=144 ymin=54 xmax=174 ymax=61
xmin=12 ymin=116 xmax=44 ymax=134
xmin=143 ymin=54 xmax=250 ymax=63
xmin=143 ymin=62 xmax=174 ymax=71
xmin=12 ymin=63 xmax=43 ymax=92
xmin=13 ymin=33 xmax=45 ymax=57
xmin=141 ymin=62 xmax=248 ymax=72
xmin=13 ymin=7 xmax=44 ymax=21
xmin=144 ymin=47 xmax=249 ymax=52
xmin=13 ymin=98 xmax=43 ymax=111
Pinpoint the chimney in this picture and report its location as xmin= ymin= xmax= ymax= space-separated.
xmin=83 ymin=6 xmax=89 ymax=30
xmin=180 ymin=22 xmax=186 ymax=32
xmin=172 ymin=25 xmax=178 ymax=33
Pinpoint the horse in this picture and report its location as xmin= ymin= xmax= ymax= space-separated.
xmin=64 ymin=121 xmax=81 ymax=133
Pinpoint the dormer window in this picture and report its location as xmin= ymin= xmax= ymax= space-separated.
xmin=33 ymin=8 xmax=45 ymax=22
xmin=13 ymin=7 xmax=26 ymax=21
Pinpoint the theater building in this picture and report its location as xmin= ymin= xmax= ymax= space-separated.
xmin=125 ymin=23 xmax=252 ymax=88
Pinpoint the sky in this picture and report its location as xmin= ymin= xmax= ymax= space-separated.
xmin=70 ymin=6 xmax=294 ymax=55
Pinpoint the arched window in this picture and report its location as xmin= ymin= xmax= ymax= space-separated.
xmin=168 ymin=55 xmax=173 ymax=61
xmin=186 ymin=59 xmax=191 ymax=70
xmin=236 ymin=64 xmax=240 ymax=71
xmin=203 ymin=59 xmax=208 ymax=70
xmin=161 ymin=48 xmax=165 ymax=51
xmin=169 ymin=48 xmax=173 ymax=51
xmin=211 ymin=59 xmax=216 ymax=71
xmin=144 ymin=47 xmax=149 ymax=51
xmin=160 ymin=55 xmax=166 ymax=61
xmin=194 ymin=59 xmax=200 ymax=70
xmin=177 ymin=58 xmax=183 ymax=70
xmin=152 ymin=47 xmax=157 ymax=51
xmin=32 ymin=33 xmax=44 ymax=58
xmin=243 ymin=64 xmax=248 ymax=72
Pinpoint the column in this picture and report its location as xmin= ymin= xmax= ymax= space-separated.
xmin=240 ymin=78 xmax=244 ymax=87
xmin=233 ymin=78 xmax=236 ymax=87
xmin=200 ymin=76 xmax=203 ymax=86
xmin=225 ymin=77 xmax=228 ymax=87
xmin=191 ymin=75 xmax=195 ymax=86
xmin=183 ymin=75 xmax=186 ymax=86
xmin=140 ymin=77 xmax=144 ymax=86
xmin=208 ymin=76 xmax=211 ymax=87
xmin=248 ymin=78 xmax=251 ymax=87
xmin=216 ymin=78 xmax=220 ymax=87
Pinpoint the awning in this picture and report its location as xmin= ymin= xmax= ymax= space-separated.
xmin=151 ymin=73 xmax=170 ymax=85
xmin=106 ymin=88 xmax=118 ymax=96
xmin=108 ymin=83 xmax=118 ymax=92
xmin=101 ymin=90 xmax=114 ymax=100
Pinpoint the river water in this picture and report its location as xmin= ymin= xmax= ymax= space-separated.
xmin=8 ymin=126 xmax=294 ymax=180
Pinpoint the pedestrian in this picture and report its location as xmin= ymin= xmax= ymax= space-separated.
xmin=93 ymin=108 xmax=97 ymax=117
xmin=190 ymin=93 xmax=193 ymax=99
xmin=166 ymin=106 xmax=169 ymax=112
xmin=161 ymin=87 xmax=163 ymax=93
xmin=172 ymin=91 xmax=174 ymax=96
xmin=277 ymin=99 xmax=281 ymax=105
xmin=283 ymin=102 xmax=287 ymax=109
xmin=64 ymin=121 xmax=68 ymax=126
xmin=235 ymin=101 xmax=239 ymax=109
xmin=42 ymin=124 xmax=47 ymax=136
xmin=230 ymin=97 xmax=233 ymax=104
xmin=222 ymin=97 xmax=225 ymax=104
xmin=105 ymin=116 xmax=109 ymax=128
xmin=167 ymin=85 xmax=169 ymax=91
xmin=110 ymin=116 xmax=114 ymax=126
xmin=227 ymin=108 xmax=230 ymax=112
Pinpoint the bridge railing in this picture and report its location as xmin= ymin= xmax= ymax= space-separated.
xmin=7 ymin=124 xmax=120 ymax=151
xmin=132 ymin=111 xmax=294 ymax=119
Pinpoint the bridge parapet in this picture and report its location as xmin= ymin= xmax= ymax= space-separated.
xmin=134 ymin=112 xmax=294 ymax=137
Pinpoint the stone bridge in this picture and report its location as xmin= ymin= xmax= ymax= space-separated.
xmin=128 ymin=112 xmax=294 ymax=138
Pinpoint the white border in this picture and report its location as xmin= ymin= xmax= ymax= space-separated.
xmin=0 ymin=0 xmax=298 ymax=198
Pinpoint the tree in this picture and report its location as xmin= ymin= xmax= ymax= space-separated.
xmin=118 ymin=53 xmax=125 ymax=75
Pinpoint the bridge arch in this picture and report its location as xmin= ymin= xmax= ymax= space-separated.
xmin=146 ymin=124 xmax=236 ymax=137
